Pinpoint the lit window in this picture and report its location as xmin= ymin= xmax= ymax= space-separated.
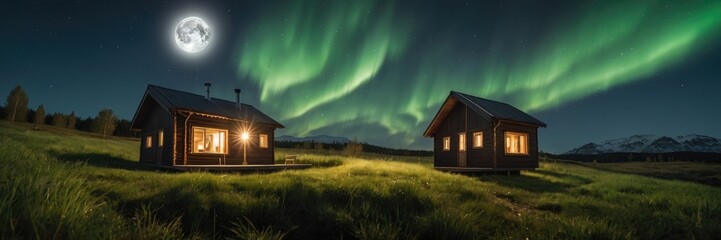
xmin=146 ymin=135 xmax=152 ymax=148
xmin=473 ymin=132 xmax=483 ymax=148
xmin=192 ymin=127 xmax=228 ymax=154
xmin=459 ymin=133 xmax=466 ymax=152
xmin=259 ymin=134 xmax=268 ymax=148
xmin=505 ymin=132 xmax=528 ymax=155
xmin=442 ymin=137 xmax=450 ymax=151
xmin=158 ymin=131 xmax=164 ymax=147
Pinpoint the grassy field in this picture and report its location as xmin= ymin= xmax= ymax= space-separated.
xmin=583 ymin=161 xmax=721 ymax=187
xmin=1 ymin=121 xmax=721 ymax=239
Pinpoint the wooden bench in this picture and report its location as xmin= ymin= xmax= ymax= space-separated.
xmin=284 ymin=154 xmax=297 ymax=164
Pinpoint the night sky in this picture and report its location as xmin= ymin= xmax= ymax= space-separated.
xmin=3 ymin=0 xmax=721 ymax=153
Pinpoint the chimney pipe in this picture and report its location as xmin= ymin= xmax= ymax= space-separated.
xmin=204 ymin=83 xmax=211 ymax=100
xmin=234 ymin=89 xmax=241 ymax=109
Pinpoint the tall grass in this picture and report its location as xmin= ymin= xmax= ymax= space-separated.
xmin=0 ymin=125 xmax=121 ymax=239
xmin=0 ymin=122 xmax=189 ymax=239
xmin=1 ymin=121 xmax=721 ymax=239
xmin=274 ymin=152 xmax=344 ymax=167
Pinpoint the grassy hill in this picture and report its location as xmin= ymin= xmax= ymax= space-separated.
xmin=1 ymin=121 xmax=720 ymax=239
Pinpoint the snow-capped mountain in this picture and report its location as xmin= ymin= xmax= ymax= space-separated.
xmin=276 ymin=135 xmax=350 ymax=144
xmin=565 ymin=134 xmax=721 ymax=154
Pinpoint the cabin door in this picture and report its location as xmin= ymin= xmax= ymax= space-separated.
xmin=458 ymin=133 xmax=467 ymax=167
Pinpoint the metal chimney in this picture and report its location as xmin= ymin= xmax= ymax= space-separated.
xmin=204 ymin=83 xmax=211 ymax=100
xmin=234 ymin=88 xmax=241 ymax=109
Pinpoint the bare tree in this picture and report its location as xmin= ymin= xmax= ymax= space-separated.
xmin=5 ymin=85 xmax=28 ymax=122
xmin=34 ymin=104 xmax=45 ymax=130
xmin=92 ymin=108 xmax=117 ymax=139
xmin=344 ymin=140 xmax=363 ymax=158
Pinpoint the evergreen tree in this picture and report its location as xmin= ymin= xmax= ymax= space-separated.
xmin=51 ymin=113 xmax=67 ymax=127
xmin=5 ymin=85 xmax=29 ymax=122
xmin=44 ymin=114 xmax=53 ymax=125
xmin=67 ymin=111 xmax=77 ymax=129
xmin=78 ymin=117 xmax=94 ymax=132
xmin=26 ymin=109 xmax=35 ymax=123
xmin=92 ymin=108 xmax=117 ymax=139
xmin=113 ymin=119 xmax=136 ymax=137
xmin=34 ymin=104 xmax=45 ymax=130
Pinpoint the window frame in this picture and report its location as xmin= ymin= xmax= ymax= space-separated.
xmin=145 ymin=135 xmax=153 ymax=148
xmin=504 ymin=131 xmax=529 ymax=156
xmin=458 ymin=133 xmax=466 ymax=152
xmin=472 ymin=131 xmax=483 ymax=149
xmin=191 ymin=126 xmax=229 ymax=154
xmin=259 ymin=134 xmax=269 ymax=149
xmin=442 ymin=137 xmax=450 ymax=151
xmin=158 ymin=130 xmax=164 ymax=148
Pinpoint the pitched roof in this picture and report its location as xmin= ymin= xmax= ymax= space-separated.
xmin=131 ymin=85 xmax=284 ymax=130
xmin=423 ymin=91 xmax=546 ymax=137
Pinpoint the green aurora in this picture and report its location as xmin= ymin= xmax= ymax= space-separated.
xmin=235 ymin=1 xmax=721 ymax=149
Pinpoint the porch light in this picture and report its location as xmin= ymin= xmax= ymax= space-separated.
xmin=241 ymin=132 xmax=249 ymax=141
xmin=241 ymin=132 xmax=249 ymax=165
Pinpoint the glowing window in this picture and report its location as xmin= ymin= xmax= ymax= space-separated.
xmin=459 ymin=133 xmax=466 ymax=152
xmin=473 ymin=132 xmax=483 ymax=148
xmin=158 ymin=130 xmax=164 ymax=147
xmin=192 ymin=127 xmax=228 ymax=154
xmin=442 ymin=137 xmax=450 ymax=151
xmin=505 ymin=132 xmax=528 ymax=155
xmin=146 ymin=135 xmax=152 ymax=148
xmin=259 ymin=134 xmax=268 ymax=148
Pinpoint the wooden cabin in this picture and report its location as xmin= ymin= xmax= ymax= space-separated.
xmin=130 ymin=84 xmax=284 ymax=167
xmin=423 ymin=91 xmax=547 ymax=173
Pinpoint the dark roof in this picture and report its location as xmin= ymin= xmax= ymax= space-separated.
xmin=131 ymin=85 xmax=284 ymax=130
xmin=423 ymin=91 xmax=546 ymax=137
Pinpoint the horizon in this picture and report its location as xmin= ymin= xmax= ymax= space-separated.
xmin=3 ymin=0 xmax=721 ymax=153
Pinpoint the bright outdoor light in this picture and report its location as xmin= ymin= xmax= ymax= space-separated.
xmin=241 ymin=132 xmax=249 ymax=141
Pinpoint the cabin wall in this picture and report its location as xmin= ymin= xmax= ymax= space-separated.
xmin=493 ymin=121 xmax=539 ymax=169
xmin=174 ymin=112 xmax=276 ymax=165
xmin=139 ymin=102 xmax=173 ymax=165
xmin=433 ymin=103 xmax=463 ymax=167
xmin=433 ymin=102 xmax=495 ymax=168
xmin=432 ymin=103 xmax=540 ymax=170
xmin=465 ymin=109 xmax=494 ymax=168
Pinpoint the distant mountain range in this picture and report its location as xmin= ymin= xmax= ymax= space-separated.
xmin=276 ymin=135 xmax=350 ymax=144
xmin=565 ymin=134 xmax=721 ymax=154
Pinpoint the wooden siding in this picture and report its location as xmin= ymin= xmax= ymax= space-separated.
xmin=173 ymin=111 xmax=276 ymax=166
xmin=493 ymin=121 xmax=539 ymax=169
xmin=139 ymin=100 xmax=173 ymax=165
xmin=465 ymin=108 xmax=494 ymax=168
xmin=432 ymin=101 xmax=539 ymax=170
xmin=433 ymin=103 xmax=463 ymax=167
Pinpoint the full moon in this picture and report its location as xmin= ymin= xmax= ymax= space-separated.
xmin=174 ymin=16 xmax=211 ymax=53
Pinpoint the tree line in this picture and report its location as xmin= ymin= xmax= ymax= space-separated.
xmin=1 ymin=85 xmax=137 ymax=138
xmin=275 ymin=140 xmax=433 ymax=157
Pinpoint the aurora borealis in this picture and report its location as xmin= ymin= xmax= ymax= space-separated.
xmin=3 ymin=0 xmax=721 ymax=152
xmin=235 ymin=0 xmax=721 ymax=149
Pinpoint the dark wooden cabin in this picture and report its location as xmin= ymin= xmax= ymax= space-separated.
xmin=423 ymin=91 xmax=547 ymax=172
xmin=130 ymin=84 xmax=284 ymax=167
